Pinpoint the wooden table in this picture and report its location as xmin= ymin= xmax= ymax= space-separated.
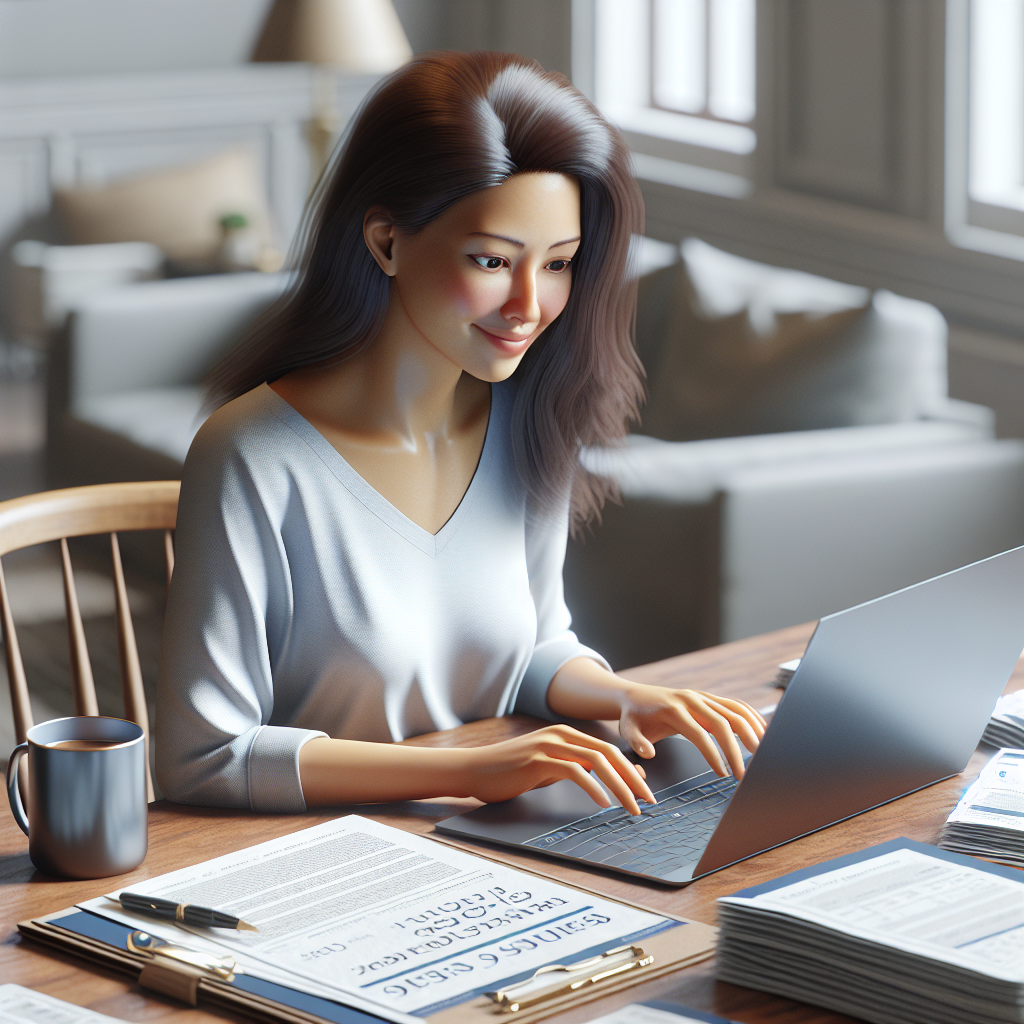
xmin=3 ymin=622 xmax=1021 ymax=1024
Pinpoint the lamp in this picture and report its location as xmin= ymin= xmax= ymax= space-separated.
xmin=252 ymin=0 xmax=413 ymax=183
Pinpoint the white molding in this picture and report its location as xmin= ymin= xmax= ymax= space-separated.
xmin=0 ymin=66 xmax=312 ymax=138
xmin=631 ymin=153 xmax=751 ymax=200
xmin=0 ymin=66 xmax=378 ymax=231
xmin=769 ymin=0 xmax=938 ymax=217
xmin=0 ymin=64 xmax=379 ymax=341
xmin=620 ymin=126 xmax=753 ymax=179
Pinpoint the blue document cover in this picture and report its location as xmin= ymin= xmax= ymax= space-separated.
xmin=725 ymin=835 xmax=1023 ymax=898
xmin=45 ymin=909 xmax=390 ymax=1024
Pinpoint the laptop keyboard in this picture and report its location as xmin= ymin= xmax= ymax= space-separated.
xmin=523 ymin=774 xmax=739 ymax=875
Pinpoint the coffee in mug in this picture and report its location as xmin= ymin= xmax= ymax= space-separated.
xmin=45 ymin=739 xmax=127 ymax=752
xmin=6 ymin=716 xmax=148 ymax=878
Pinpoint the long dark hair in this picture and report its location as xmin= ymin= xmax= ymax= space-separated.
xmin=207 ymin=51 xmax=644 ymax=526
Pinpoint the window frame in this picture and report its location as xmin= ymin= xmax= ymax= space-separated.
xmin=575 ymin=0 xmax=757 ymax=193
xmin=945 ymin=0 xmax=1024 ymax=262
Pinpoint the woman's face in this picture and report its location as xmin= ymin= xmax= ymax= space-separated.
xmin=379 ymin=172 xmax=581 ymax=382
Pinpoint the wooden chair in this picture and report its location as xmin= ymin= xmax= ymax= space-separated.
xmin=0 ymin=481 xmax=180 ymax=802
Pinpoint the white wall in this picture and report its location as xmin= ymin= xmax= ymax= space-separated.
xmin=0 ymin=0 xmax=272 ymax=77
xmin=949 ymin=326 xmax=1024 ymax=440
xmin=437 ymin=0 xmax=572 ymax=77
xmin=0 ymin=0 xmax=451 ymax=79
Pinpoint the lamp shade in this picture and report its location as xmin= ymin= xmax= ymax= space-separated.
xmin=252 ymin=0 xmax=412 ymax=73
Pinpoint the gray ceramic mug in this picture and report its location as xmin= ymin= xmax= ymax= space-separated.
xmin=6 ymin=716 xmax=148 ymax=878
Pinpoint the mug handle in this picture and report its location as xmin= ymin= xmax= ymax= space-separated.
xmin=6 ymin=743 xmax=29 ymax=835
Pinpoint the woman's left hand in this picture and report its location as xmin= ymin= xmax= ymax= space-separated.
xmin=547 ymin=659 xmax=767 ymax=779
xmin=616 ymin=684 xmax=766 ymax=778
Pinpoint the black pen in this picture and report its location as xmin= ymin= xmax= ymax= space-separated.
xmin=118 ymin=891 xmax=259 ymax=932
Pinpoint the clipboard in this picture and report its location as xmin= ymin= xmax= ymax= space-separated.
xmin=18 ymin=837 xmax=716 ymax=1024
xmin=419 ymin=834 xmax=717 ymax=1023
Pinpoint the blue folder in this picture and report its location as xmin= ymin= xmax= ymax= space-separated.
xmin=26 ymin=907 xmax=391 ymax=1024
xmin=722 ymin=836 xmax=1023 ymax=900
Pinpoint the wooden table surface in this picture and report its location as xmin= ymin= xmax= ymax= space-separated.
xmin=3 ymin=621 xmax=1021 ymax=1024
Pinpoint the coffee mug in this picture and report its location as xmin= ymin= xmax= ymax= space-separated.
xmin=6 ymin=716 xmax=148 ymax=878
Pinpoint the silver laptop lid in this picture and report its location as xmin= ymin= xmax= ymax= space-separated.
xmin=695 ymin=543 xmax=1024 ymax=876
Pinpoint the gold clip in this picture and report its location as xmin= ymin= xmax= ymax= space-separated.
xmin=486 ymin=944 xmax=653 ymax=1013
xmin=128 ymin=930 xmax=242 ymax=982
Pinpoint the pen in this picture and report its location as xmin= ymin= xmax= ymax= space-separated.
xmin=118 ymin=891 xmax=259 ymax=932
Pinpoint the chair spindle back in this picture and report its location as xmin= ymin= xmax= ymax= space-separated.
xmin=0 ymin=481 xmax=180 ymax=804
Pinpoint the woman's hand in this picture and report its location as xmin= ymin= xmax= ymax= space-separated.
xmin=452 ymin=726 xmax=656 ymax=814
xmin=617 ymin=685 xmax=765 ymax=777
xmin=547 ymin=658 xmax=767 ymax=779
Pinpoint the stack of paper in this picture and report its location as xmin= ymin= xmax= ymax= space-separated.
xmin=715 ymin=839 xmax=1024 ymax=1024
xmin=938 ymin=748 xmax=1024 ymax=867
xmin=983 ymin=692 xmax=1024 ymax=748
xmin=773 ymin=658 xmax=800 ymax=688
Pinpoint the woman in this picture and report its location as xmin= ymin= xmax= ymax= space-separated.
xmin=155 ymin=52 xmax=765 ymax=813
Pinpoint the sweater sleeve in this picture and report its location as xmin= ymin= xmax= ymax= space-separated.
xmin=155 ymin=416 xmax=325 ymax=812
xmin=511 ymin=502 xmax=611 ymax=720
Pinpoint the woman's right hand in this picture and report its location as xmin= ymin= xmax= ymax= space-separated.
xmin=451 ymin=725 xmax=656 ymax=814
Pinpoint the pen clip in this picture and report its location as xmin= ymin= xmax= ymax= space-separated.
xmin=127 ymin=930 xmax=243 ymax=982
xmin=486 ymin=944 xmax=653 ymax=1013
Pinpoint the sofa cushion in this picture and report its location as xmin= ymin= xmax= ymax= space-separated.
xmin=10 ymin=240 xmax=164 ymax=339
xmin=581 ymin=417 xmax=993 ymax=504
xmin=53 ymin=148 xmax=273 ymax=262
xmin=69 ymin=271 xmax=289 ymax=399
xmin=639 ymin=239 xmax=947 ymax=441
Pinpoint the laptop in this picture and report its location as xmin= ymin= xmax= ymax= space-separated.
xmin=437 ymin=544 xmax=1024 ymax=885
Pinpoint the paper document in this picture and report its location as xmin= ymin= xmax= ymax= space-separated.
xmin=80 ymin=816 xmax=674 ymax=1017
xmin=946 ymin=748 xmax=1024 ymax=832
xmin=0 ymin=986 xmax=123 ymax=1024
xmin=983 ymin=691 xmax=1024 ymax=748
xmin=719 ymin=845 xmax=1024 ymax=982
xmin=938 ymin=747 xmax=1024 ymax=867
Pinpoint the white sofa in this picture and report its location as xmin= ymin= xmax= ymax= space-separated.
xmin=563 ymin=242 xmax=1024 ymax=668
xmin=48 ymin=271 xmax=289 ymax=488
xmin=565 ymin=422 xmax=1024 ymax=668
xmin=47 ymin=253 xmax=1024 ymax=669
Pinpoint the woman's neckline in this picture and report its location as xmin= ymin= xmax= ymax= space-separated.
xmin=260 ymin=381 xmax=498 ymax=551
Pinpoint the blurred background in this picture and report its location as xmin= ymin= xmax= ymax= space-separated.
xmin=1 ymin=0 xmax=1024 ymax=755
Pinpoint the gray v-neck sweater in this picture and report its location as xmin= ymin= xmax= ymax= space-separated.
xmin=155 ymin=382 xmax=607 ymax=811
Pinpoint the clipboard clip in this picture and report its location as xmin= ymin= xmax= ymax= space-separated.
xmin=128 ymin=929 xmax=242 ymax=980
xmin=128 ymin=930 xmax=242 ymax=1005
xmin=486 ymin=944 xmax=653 ymax=1013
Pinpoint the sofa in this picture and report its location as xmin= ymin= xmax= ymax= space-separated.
xmin=47 ymin=244 xmax=1024 ymax=669
xmin=563 ymin=240 xmax=1024 ymax=668
xmin=48 ymin=271 xmax=289 ymax=489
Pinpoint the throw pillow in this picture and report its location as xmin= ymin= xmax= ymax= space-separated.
xmin=53 ymin=148 xmax=273 ymax=263
xmin=640 ymin=239 xmax=944 ymax=441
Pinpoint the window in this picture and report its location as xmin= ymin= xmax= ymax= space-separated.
xmin=967 ymin=0 xmax=1024 ymax=237
xmin=947 ymin=0 xmax=1024 ymax=259
xmin=591 ymin=0 xmax=756 ymax=188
